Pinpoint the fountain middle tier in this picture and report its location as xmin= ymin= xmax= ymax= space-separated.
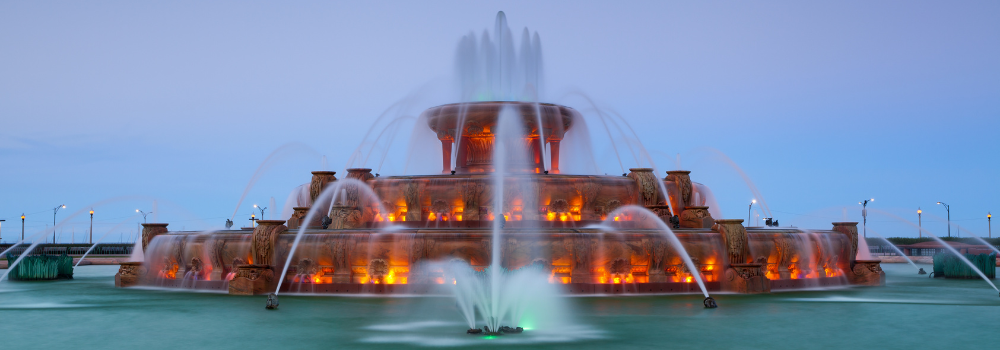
xmin=134 ymin=225 xmax=866 ymax=295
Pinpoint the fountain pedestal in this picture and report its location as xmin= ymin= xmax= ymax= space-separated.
xmin=115 ymin=262 xmax=145 ymax=287
xmin=725 ymin=264 xmax=770 ymax=293
xmin=849 ymin=259 xmax=886 ymax=286
xmin=141 ymin=223 xmax=169 ymax=252
xmin=228 ymin=264 xmax=275 ymax=295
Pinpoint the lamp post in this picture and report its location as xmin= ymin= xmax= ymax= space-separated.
xmin=0 ymin=219 xmax=4 ymax=242
xmin=89 ymin=209 xmax=94 ymax=244
xmin=917 ymin=208 xmax=922 ymax=238
xmin=136 ymin=209 xmax=152 ymax=223
xmin=936 ymin=202 xmax=950 ymax=237
xmin=748 ymin=200 xmax=756 ymax=226
xmin=250 ymin=214 xmax=257 ymax=228
xmin=859 ymin=199 xmax=873 ymax=238
xmin=52 ymin=204 xmax=65 ymax=243
xmin=21 ymin=214 xmax=25 ymax=240
xmin=988 ymin=212 xmax=992 ymax=238
xmin=254 ymin=204 xmax=267 ymax=221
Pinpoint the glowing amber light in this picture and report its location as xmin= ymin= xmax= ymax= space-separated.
xmin=559 ymin=214 xmax=568 ymax=221
xmin=456 ymin=214 xmax=463 ymax=221
xmin=546 ymin=212 xmax=556 ymax=221
xmin=488 ymin=213 xmax=495 ymax=220
xmin=388 ymin=214 xmax=395 ymax=222
xmin=685 ymin=276 xmax=693 ymax=283
xmin=613 ymin=216 xmax=620 ymax=221
xmin=428 ymin=212 xmax=437 ymax=221
xmin=612 ymin=277 xmax=621 ymax=284
xmin=375 ymin=214 xmax=384 ymax=222
xmin=503 ymin=214 xmax=510 ymax=221
xmin=560 ymin=277 xmax=571 ymax=284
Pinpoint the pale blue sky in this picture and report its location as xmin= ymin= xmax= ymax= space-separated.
xmin=1 ymin=1 xmax=997 ymax=242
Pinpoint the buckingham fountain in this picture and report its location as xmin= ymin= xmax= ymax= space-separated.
xmin=114 ymin=11 xmax=884 ymax=334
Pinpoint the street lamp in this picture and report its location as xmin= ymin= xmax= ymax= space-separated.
xmin=748 ymin=200 xmax=756 ymax=226
xmin=136 ymin=209 xmax=152 ymax=223
xmin=254 ymin=204 xmax=267 ymax=221
xmin=989 ymin=212 xmax=992 ymax=238
xmin=21 ymin=214 xmax=25 ymax=240
xmin=936 ymin=202 xmax=950 ymax=237
xmin=0 ymin=219 xmax=4 ymax=242
xmin=53 ymin=204 xmax=65 ymax=243
xmin=250 ymin=213 xmax=257 ymax=228
xmin=89 ymin=209 xmax=94 ymax=244
xmin=859 ymin=199 xmax=873 ymax=238
xmin=917 ymin=208 xmax=922 ymax=238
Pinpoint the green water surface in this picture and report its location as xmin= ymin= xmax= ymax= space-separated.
xmin=1 ymin=263 xmax=997 ymax=349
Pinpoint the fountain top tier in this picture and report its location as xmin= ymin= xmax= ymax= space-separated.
xmin=423 ymin=101 xmax=577 ymax=174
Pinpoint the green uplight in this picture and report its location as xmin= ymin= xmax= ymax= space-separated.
xmin=483 ymin=336 xmax=498 ymax=340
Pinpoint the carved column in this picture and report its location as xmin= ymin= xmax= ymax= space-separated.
xmin=549 ymin=140 xmax=560 ymax=174
xmin=832 ymin=222 xmax=860 ymax=262
xmin=249 ymin=220 xmax=287 ymax=266
xmin=832 ymin=222 xmax=884 ymax=286
xmin=571 ymin=235 xmax=595 ymax=283
xmin=328 ymin=206 xmax=362 ymax=229
xmin=404 ymin=182 xmax=422 ymax=222
xmin=330 ymin=237 xmax=354 ymax=283
xmin=714 ymin=219 xmax=769 ymax=293
xmin=286 ymin=207 xmax=310 ymax=230
xmin=344 ymin=169 xmax=375 ymax=224
xmin=140 ymin=223 xmax=169 ymax=252
xmin=627 ymin=168 xmax=660 ymax=206
xmin=309 ymin=171 xmax=338 ymax=203
xmin=680 ymin=206 xmax=715 ymax=229
xmin=230 ymin=220 xmax=286 ymax=295
xmin=441 ymin=139 xmax=453 ymax=174
xmin=665 ymin=170 xmax=693 ymax=216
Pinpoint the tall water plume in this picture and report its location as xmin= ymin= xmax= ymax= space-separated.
xmin=456 ymin=11 xmax=543 ymax=102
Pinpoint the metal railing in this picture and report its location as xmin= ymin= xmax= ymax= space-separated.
xmin=0 ymin=243 xmax=135 ymax=257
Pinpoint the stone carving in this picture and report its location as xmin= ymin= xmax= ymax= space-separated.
xmin=329 ymin=206 xmax=362 ymax=229
xmin=606 ymin=199 xmax=622 ymax=216
xmin=643 ymin=240 xmax=668 ymax=281
xmin=608 ymin=258 xmax=631 ymax=281
xmin=680 ymin=206 xmax=714 ymax=229
xmin=367 ymin=259 xmax=390 ymax=283
xmin=140 ymin=223 xmax=169 ymax=252
xmin=575 ymin=182 xmax=602 ymax=220
xmin=627 ymin=168 xmax=659 ymax=206
xmin=666 ymin=170 xmax=693 ymax=208
xmin=848 ymin=259 xmax=886 ymax=286
xmin=572 ymin=237 xmax=595 ymax=282
xmin=712 ymin=219 xmax=750 ymax=265
xmin=309 ymin=171 xmax=337 ymax=203
xmin=286 ymin=207 xmax=311 ymax=229
xmin=724 ymin=263 xmax=770 ymax=294
xmin=250 ymin=220 xmax=287 ymax=266
xmin=549 ymin=199 xmax=570 ymax=214
xmin=297 ymin=258 xmax=319 ymax=276
xmin=115 ymin=262 xmax=145 ymax=287
xmin=210 ymin=239 xmax=227 ymax=276
xmin=461 ymin=181 xmax=485 ymax=221
xmin=431 ymin=200 xmax=450 ymax=218
xmin=831 ymin=222 xmax=860 ymax=262
xmin=404 ymin=182 xmax=421 ymax=222
xmin=188 ymin=257 xmax=203 ymax=274
xmin=229 ymin=264 xmax=275 ymax=295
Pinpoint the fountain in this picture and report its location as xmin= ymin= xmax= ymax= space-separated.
xmin=113 ymin=11 xmax=885 ymax=333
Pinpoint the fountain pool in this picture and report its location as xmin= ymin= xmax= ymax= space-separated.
xmin=0 ymin=264 xmax=994 ymax=349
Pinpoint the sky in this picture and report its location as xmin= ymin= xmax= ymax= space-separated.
xmin=1 ymin=1 xmax=998 ymax=243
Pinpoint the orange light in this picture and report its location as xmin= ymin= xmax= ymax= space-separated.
xmin=503 ymin=214 xmax=510 ymax=221
xmin=375 ymin=214 xmax=384 ymax=222
xmin=685 ymin=276 xmax=693 ymax=283
xmin=488 ymin=213 xmax=495 ymax=220
xmin=613 ymin=277 xmax=621 ymax=284
xmin=428 ymin=212 xmax=437 ymax=221
xmin=442 ymin=215 xmax=448 ymax=221
xmin=388 ymin=214 xmax=396 ymax=222
xmin=402 ymin=216 xmax=406 ymax=222
xmin=613 ymin=216 xmax=620 ymax=221
xmin=313 ymin=276 xmax=321 ymax=283
xmin=559 ymin=214 xmax=568 ymax=222
xmin=546 ymin=212 xmax=556 ymax=221
xmin=456 ymin=214 xmax=463 ymax=221
xmin=434 ymin=277 xmax=445 ymax=284
xmin=514 ymin=215 xmax=522 ymax=221
xmin=560 ymin=277 xmax=571 ymax=284
xmin=573 ymin=214 xmax=581 ymax=221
